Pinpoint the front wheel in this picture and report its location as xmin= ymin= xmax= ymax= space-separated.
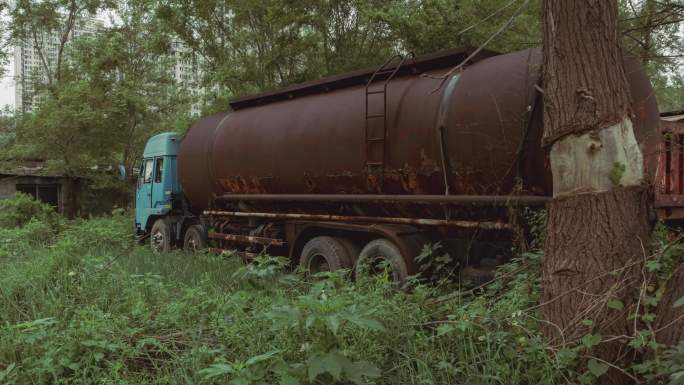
xmin=183 ymin=225 xmax=207 ymax=251
xmin=150 ymin=218 xmax=172 ymax=253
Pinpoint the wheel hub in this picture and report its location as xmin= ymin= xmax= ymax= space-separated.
xmin=152 ymin=231 xmax=165 ymax=252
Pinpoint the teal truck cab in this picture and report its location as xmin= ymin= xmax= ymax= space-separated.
xmin=135 ymin=133 xmax=184 ymax=251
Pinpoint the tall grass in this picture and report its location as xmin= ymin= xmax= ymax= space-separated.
xmin=0 ymin=198 xmax=568 ymax=384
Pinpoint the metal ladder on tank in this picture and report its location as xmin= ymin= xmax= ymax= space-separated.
xmin=364 ymin=54 xmax=408 ymax=190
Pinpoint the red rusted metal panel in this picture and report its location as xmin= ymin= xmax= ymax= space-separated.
xmin=655 ymin=117 xmax=684 ymax=217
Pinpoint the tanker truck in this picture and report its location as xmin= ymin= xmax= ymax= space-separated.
xmin=134 ymin=47 xmax=665 ymax=282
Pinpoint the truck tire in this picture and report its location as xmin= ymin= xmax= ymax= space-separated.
xmin=299 ymin=236 xmax=353 ymax=274
xmin=150 ymin=218 xmax=172 ymax=253
xmin=183 ymin=225 xmax=207 ymax=251
xmin=355 ymin=238 xmax=409 ymax=283
xmin=338 ymin=238 xmax=361 ymax=264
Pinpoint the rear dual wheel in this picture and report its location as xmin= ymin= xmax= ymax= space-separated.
xmin=151 ymin=220 xmax=208 ymax=253
xmin=299 ymin=236 xmax=356 ymax=274
xmin=299 ymin=235 xmax=417 ymax=283
xmin=355 ymin=238 xmax=410 ymax=282
xmin=183 ymin=225 xmax=207 ymax=251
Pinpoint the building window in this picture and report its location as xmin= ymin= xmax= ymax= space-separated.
xmin=16 ymin=184 xmax=60 ymax=209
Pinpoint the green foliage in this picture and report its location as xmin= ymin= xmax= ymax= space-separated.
xmin=0 ymin=212 xmax=572 ymax=384
xmin=0 ymin=193 xmax=60 ymax=229
xmin=414 ymin=241 xmax=459 ymax=285
xmin=523 ymin=208 xmax=547 ymax=249
xmin=375 ymin=0 xmax=541 ymax=55
xmin=619 ymin=0 xmax=684 ymax=112
xmin=6 ymin=0 xmax=193 ymax=196
xmin=2 ymin=212 xmax=683 ymax=384
xmin=610 ymin=161 xmax=626 ymax=186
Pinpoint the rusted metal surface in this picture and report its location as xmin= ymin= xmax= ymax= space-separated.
xmin=208 ymin=232 xmax=286 ymax=246
xmin=229 ymin=47 xmax=497 ymax=110
xmin=215 ymin=193 xmax=549 ymax=206
xmin=657 ymin=207 xmax=684 ymax=221
xmin=204 ymin=210 xmax=510 ymax=230
xmin=178 ymin=48 xmax=660 ymax=220
xmin=655 ymin=115 xmax=684 ymax=215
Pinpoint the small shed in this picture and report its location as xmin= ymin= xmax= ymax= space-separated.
xmin=0 ymin=160 xmax=81 ymax=215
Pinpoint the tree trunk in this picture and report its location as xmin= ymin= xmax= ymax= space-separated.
xmin=61 ymin=176 xmax=81 ymax=218
xmin=541 ymin=1 xmax=652 ymax=383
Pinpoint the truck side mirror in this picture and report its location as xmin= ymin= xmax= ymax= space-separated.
xmin=118 ymin=164 xmax=127 ymax=180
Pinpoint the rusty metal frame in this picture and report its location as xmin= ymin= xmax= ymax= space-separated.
xmin=203 ymin=210 xmax=510 ymax=230
xmin=214 ymin=193 xmax=549 ymax=206
xmin=208 ymin=232 xmax=286 ymax=246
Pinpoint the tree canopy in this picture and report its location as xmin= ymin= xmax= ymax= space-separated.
xmin=1 ymin=0 xmax=682 ymax=189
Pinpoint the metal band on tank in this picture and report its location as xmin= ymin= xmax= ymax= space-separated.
xmin=206 ymin=113 xmax=233 ymax=205
xmin=435 ymin=73 xmax=461 ymax=195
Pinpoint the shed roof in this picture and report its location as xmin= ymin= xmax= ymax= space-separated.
xmin=0 ymin=160 xmax=63 ymax=177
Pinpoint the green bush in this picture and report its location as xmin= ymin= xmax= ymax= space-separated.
xmin=0 ymin=193 xmax=61 ymax=229
xmin=2 ymin=213 xmax=678 ymax=384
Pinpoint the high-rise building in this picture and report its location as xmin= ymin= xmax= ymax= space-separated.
xmin=13 ymin=11 xmax=204 ymax=115
xmin=169 ymin=40 xmax=204 ymax=116
xmin=13 ymin=16 xmax=103 ymax=113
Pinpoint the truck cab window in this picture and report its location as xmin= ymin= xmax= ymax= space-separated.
xmin=143 ymin=159 xmax=154 ymax=183
xmin=154 ymin=158 xmax=164 ymax=183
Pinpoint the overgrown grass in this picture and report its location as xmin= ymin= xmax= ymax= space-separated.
xmin=0 ymin=198 xmax=570 ymax=384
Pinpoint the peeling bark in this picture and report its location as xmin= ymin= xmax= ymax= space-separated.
xmin=550 ymin=118 xmax=643 ymax=195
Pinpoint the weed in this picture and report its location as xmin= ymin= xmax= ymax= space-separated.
xmin=0 ymin=194 xmax=677 ymax=384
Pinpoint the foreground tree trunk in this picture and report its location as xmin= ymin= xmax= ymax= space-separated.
xmin=540 ymin=1 xmax=652 ymax=383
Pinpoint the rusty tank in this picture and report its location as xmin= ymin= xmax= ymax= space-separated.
xmin=178 ymin=47 xmax=660 ymax=216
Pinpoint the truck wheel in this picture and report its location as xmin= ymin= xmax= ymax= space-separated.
xmin=183 ymin=225 xmax=207 ymax=251
xmin=150 ymin=218 xmax=172 ymax=253
xmin=300 ymin=236 xmax=353 ymax=274
xmin=338 ymin=238 xmax=361 ymax=264
xmin=356 ymin=238 xmax=409 ymax=283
